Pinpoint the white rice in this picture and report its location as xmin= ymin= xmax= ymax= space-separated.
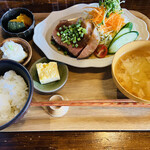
xmin=0 ymin=70 xmax=28 ymax=121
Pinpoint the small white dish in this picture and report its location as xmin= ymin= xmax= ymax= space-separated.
xmin=33 ymin=3 xmax=149 ymax=68
xmin=48 ymin=95 xmax=69 ymax=117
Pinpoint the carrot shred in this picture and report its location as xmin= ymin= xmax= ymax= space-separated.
xmin=86 ymin=6 xmax=125 ymax=34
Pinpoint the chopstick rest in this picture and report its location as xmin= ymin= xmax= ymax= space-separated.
xmin=48 ymin=95 xmax=69 ymax=117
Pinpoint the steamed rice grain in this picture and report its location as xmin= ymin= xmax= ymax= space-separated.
xmin=0 ymin=70 xmax=28 ymax=121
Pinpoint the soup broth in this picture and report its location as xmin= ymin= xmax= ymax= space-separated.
xmin=115 ymin=49 xmax=150 ymax=100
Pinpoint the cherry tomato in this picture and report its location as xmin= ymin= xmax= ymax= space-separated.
xmin=94 ymin=44 xmax=108 ymax=58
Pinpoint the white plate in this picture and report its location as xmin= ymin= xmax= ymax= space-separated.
xmin=33 ymin=3 xmax=149 ymax=68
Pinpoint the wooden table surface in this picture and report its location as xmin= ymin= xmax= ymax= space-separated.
xmin=1 ymin=0 xmax=150 ymax=149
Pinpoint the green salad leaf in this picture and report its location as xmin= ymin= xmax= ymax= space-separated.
xmin=99 ymin=0 xmax=125 ymax=25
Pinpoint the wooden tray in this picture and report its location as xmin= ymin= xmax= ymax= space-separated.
xmin=2 ymin=11 xmax=150 ymax=131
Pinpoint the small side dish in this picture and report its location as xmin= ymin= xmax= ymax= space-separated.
xmin=0 ymin=37 xmax=32 ymax=66
xmin=0 ymin=40 xmax=27 ymax=63
xmin=29 ymin=57 xmax=68 ymax=94
xmin=0 ymin=70 xmax=28 ymax=121
xmin=36 ymin=62 xmax=60 ymax=84
xmin=1 ymin=7 xmax=35 ymax=39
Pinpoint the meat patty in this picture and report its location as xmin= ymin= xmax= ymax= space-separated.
xmin=77 ymin=27 xmax=100 ymax=59
xmin=52 ymin=19 xmax=93 ymax=57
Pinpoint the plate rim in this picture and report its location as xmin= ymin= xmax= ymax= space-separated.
xmin=33 ymin=3 xmax=149 ymax=68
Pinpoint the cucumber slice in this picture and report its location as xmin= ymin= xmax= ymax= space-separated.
xmin=111 ymin=22 xmax=133 ymax=44
xmin=114 ymin=22 xmax=133 ymax=40
xmin=108 ymin=31 xmax=139 ymax=54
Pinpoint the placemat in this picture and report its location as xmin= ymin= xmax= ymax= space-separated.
xmin=2 ymin=10 xmax=150 ymax=131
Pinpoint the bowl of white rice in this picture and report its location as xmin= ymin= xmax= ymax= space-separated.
xmin=0 ymin=59 xmax=33 ymax=130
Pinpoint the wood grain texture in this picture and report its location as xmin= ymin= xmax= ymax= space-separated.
xmin=0 ymin=1 xmax=150 ymax=149
xmin=1 ymin=132 xmax=150 ymax=149
xmin=1 ymin=10 xmax=150 ymax=132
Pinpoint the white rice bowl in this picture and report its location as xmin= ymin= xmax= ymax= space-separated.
xmin=0 ymin=70 xmax=28 ymax=123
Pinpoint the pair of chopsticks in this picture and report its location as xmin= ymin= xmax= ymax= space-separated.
xmin=31 ymin=99 xmax=150 ymax=108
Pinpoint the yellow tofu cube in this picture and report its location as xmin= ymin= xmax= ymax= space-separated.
xmin=36 ymin=62 xmax=60 ymax=84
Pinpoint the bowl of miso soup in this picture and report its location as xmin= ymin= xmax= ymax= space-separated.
xmin=112 ymin=40 xmax=150 ymax=103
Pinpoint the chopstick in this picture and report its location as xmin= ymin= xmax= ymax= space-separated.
xmin=31 ymin=99 xmax=150 ymax=108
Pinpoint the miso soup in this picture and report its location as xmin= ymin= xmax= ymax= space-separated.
xmin=115 ymin=49 xmax=150 ymax=100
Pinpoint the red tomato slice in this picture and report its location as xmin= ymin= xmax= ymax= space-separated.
xmin=94 ymin=44 xmax=108 ymax=58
